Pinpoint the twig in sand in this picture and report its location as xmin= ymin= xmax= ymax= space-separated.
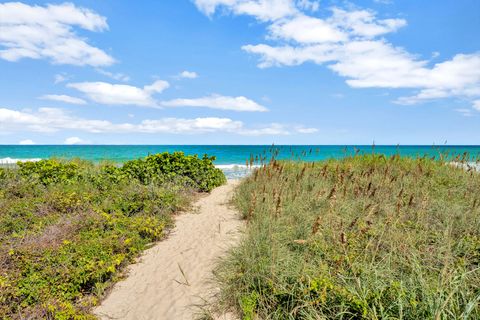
xmin=174 ymin=263 xmax=190 ymax=286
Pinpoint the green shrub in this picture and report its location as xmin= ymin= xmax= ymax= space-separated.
xmin=18 ymin=159 xmax=80 ymax=185
xmin=122 ymin=152 xmax=226 ymax=191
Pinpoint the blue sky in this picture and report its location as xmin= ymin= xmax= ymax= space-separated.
xmin=0 ymin=0 xmax=479 ymax=145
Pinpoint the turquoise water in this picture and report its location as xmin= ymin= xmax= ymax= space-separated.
xmin=1 ymin=145 xmax=479 ymax=178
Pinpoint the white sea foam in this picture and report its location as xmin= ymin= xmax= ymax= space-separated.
xmin=215 ymin=164 xmax=260 ymax=179
xmin=215 ymin=164 xmax=260 ymax=169
xmin=0 ymin=157 xmax=42 ymax=164
xmin=450 ymin=161 xmax=480 ymax=171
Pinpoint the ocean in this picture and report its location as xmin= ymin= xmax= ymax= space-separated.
xmin=1 ymin=145 xmax=479 ymax=179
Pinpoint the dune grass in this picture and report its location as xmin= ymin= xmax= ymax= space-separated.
xmin=214 ymin=155 xmax=480 ymax=319
xmin=0 ymin=153 xmax=226 ymax=319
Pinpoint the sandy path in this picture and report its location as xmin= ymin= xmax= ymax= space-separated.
xmin=94 ymin=180 xmax=241 ymax=320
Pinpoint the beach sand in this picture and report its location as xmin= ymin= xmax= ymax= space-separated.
xmin=94 ymin=180 xmax=242 ymax=320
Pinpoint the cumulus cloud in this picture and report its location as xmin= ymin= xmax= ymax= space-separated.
xmin=0 ymin=2 xmax=114 ymax=66
xmin=161 ymin=94 xmax=268 ymax=112
xmin=19 ymin=139 xmax=35 ymax=145
xmin=194 ymin=1 xmax=480 ymax=111
xmin=246 ymin=43 xmax=480 ymax=102
xmin=268 ymin=15 xmax=347 ymax=43
xmin=178 ymin=71 xmax=199 ymax=79
xmin=67 ymin=80 xmax=170 ymax=107
xmin=39 ymin=94 xmax=87 ymax=105
xmin=0 ymin=107 xmax=316 ymax=136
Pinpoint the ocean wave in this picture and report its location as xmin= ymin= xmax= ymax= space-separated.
xmin=215 ymin=164 xmax=260 ymax=179
xmin=215 ymin=164 xmax=260 ymax=169
xmin=0 ymin=157 xmax=42 ymax=164
xmin=450 ymin=161 xmax=480 ymax=171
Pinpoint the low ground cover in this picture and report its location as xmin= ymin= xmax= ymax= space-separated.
xmin=0 ymin=152 xmax=225 ymax=319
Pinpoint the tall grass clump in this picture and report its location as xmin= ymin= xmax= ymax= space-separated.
xmin=215 ymin=155 xmax=480 ymax=319
xmin=0 ymin=153 xmax=225 ymax=319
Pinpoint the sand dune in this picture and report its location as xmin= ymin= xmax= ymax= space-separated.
xmin=94 ymin=180 xmax=242 ymax=320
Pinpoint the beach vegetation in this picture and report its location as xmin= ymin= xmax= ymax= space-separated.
xmin=0 ymin=153 xmax=225 ymax=319
xmin=214 ymin=155 xmax=480 ymax=319
xmin=121 ymin=152 xmax=226 ymax=192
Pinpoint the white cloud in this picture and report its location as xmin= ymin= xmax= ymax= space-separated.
xmin=233 ymin=0 xmax=297 ymax=21
xmin=64 ymin=137 xmax=87 ymax=145
xmin=237 ymin=123 xmax=318 ymax=135
xmin=144 ymin=80 xmax=170 ymax=94
xmin=238 ymin=124 xmax=318 ymax=135
xmin=68 ymin=80 xmax=170 ymax=106
xmin=328 ymin=41 xmax=422 ymax=88
xmin=329 ymin=8 xmax=406 ymax=38
xmin=140 ymin=117 xmax=243 ymax=133
xmin=391 ymin=54 xmax=480 ymax=104
xmin=193 ymin=0 xmax=237 ymax=16
xmin=194 ymin=2 xmax=480 ymax=111
xmin=193 ymin=0 xmax=298 ymax=21
xmin=0 ymin=2 xmax=114 ymax=66
xmin=296 ymin=127 xmax=318 ymax=133
xmin=252 ymin=41 xmax=480 ymax=105
xmin=473 ymin=100 xmax=480 ymax=111
xmin=161 ymin=94 xmax=268 ymax=112
xmin=269 ymin=15 xmax=347 ymax=43
xmin=455 ymin=108 xmax=474 ymax=117
xmin=67 ymin=80 xmax=266 ymax=112
xmin=242 ymin=43 xmax=340 ymax=67
xmin=39 ymin=94 xmax=87 ymax=105
xmin=95 ymin=69 xmax=130 ymax=82
xmin=0 ymin=107 xmax=316 ymax=136
xmin=237 ymin=123 xmax=289 ymax=135
xmin=0 ymin=108 xmax=52 ymax=132
xmin=296 ymin=0 xmax=319 ymax=12
xmin=178 ymin=71 xmax=199 ymax=79
xmin=19 ymin=139 xmax=35 ymax=145
xmin=54 ymin=74 xmax=68 ymax=84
